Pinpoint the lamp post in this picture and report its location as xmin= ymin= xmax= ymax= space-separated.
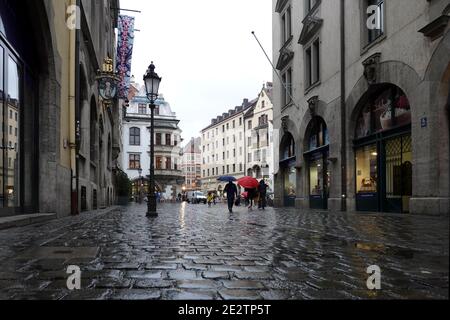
xmin=138 ymin=167 xmax=143 ymax=204
xmin=144 ymin=62 xmax=162 ymax=217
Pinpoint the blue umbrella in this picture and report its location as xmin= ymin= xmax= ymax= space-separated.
xmin=217 ymin=176 xmax=237 ymax=182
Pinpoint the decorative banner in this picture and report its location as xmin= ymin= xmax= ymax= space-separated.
xmin=116 ymin=15 xmax=135 ymax=99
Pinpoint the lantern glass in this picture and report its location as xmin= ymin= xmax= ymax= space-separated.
xmin=144 ymin=62 xmax=162 ymax=102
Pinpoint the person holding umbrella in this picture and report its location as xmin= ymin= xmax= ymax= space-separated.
xmin=218 ymin=176 xmax=238 ymax=213
xmin=237 ymin=176 xmax=260 ymax=211
xmin=224 ymin=181 xmax=238 ymax=213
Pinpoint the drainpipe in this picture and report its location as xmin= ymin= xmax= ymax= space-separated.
xmin=340 ymin=0 xmax=347 ymax=212
xmin=69 ymin=0 xmax=81 ymax=215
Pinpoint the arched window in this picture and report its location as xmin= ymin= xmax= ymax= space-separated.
xmin=129 ymin=127 xmax=140 ymax=146
xmin=306 ymin=117 xmax=328 ymax=152
xmin=355 ymin=85 xmax=411 ymax=139
xmin=280 ymin=133 xmax=295 ymax=161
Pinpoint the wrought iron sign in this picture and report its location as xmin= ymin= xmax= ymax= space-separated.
xmin=96 ymin=57 xmax=120 ymax=108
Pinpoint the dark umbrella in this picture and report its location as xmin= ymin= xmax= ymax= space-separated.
xmin=237 ymin=176 xmax=259 ymax=189
xmin=217 ymin=176 xmax=237 ymax=182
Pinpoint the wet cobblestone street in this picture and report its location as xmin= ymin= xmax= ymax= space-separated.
xmin=0 ymin=203 xmax=448 ymax=300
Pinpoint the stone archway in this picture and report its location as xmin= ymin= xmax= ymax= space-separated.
xmin=345 ymin=60 xmax=424 ymax=213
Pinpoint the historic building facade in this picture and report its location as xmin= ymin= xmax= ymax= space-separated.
xmin=181 ymin=137 xmax=202 ymax=192
xmin=122 ymin=85 xmax=184 ymax=201
xmin=244 ymin=83 xmax=275 ymax=189
xmin=272 ymin=0 xmax=449 ymax=215
xmin=77 ymin=0 xmax=121 ymax=212
xmin=0 ymin=0 xmax=81 ymax=218
xmin=200 ymin=98 xmax=256 ymax=194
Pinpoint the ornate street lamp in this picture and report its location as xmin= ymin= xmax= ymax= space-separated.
xmin=143 ymin=62 xmax=162 ymax=217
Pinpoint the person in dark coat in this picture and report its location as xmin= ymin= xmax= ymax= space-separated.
xmin=247 ymin=188 xmax=257 ymax=211
xmin=224 ymin=181 xmax=238 ymax=213
xmin=258 ymin=180 xmax=268 ymax=210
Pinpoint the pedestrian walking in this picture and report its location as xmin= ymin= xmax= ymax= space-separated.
xmin=247 ymin=188 xmax=257 ymax=211
xmin=224 ymin=181 xmax=238 ymax=213
xmin=258 ymin=180 xmax=268 ymax=210
xmin=207 ymin=192 xmax=214 ymax=207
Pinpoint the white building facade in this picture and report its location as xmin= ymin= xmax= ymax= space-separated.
xmin=200 ymin=99 xmax=256 ymax=194
xmin=244 ymin=83 xmax=275 ymax=190
xmin=181 ymin=137 xmax=202 ymax=191
xmin=122 ymin=85 xmax=184 ymax=201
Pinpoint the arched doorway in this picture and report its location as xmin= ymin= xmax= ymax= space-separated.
xmin=354 ymin=84 xmax=412 ymax=213
xmin=279 ymin=132 xmax=296 ymax=207
xmin=304 ymin=117 xmax=330 ymax=210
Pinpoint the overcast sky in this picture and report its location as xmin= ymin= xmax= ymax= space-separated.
xmin=120 ymin=0 xmax=273 ymax=145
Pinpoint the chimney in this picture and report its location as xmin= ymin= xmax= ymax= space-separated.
xmin=243 ymin=98 xmax=249 ymax=106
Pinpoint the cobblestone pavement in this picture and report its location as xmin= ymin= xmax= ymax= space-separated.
xmin=0 ymin=203 xmax=448 ymax=300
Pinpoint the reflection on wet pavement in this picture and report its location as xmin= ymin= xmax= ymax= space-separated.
xmin=0 ymin=203 xmax=448 ymax=300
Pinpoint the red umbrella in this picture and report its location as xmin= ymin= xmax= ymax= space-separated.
xmin=237 ymin=176 xmax=259 ymax=189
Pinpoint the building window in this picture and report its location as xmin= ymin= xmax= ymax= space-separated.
xmin=262 ymin=101 xmax=265 ymax=109
xmin=166 ymin=157 xmax=172 ymax=170
xmin=305 ymin=39 xmax=320 ymax=89
xmin=233 ymin=120 xmax=235 ymax=128
xmin=365 ymin=0 xmax=385 ymax=46
xmin=154 ymin=106 xmax=160 ymax=116
xmin=305 ymin=0 xmax=318 ymax=15
xmin=248 ymin=121 xmax=252 ymax=130
xmin=248 ymin=137 xmax=251 ymax=146
xmin=233 ymin=164 xmax=236 ymax=173
xmin=138 ymin=104 xmax=147 ymax=114
xmin=166 ymin=134 xmax=171 ymax=146
xmin=156 ymin=133 xmax=162 ymax=146
xmin=129 ymin=154 xmax=141 ymax=169
xmin=282 ymin=67 xmax=292 ymax=106
xmin=281 ymin=6 xmax=292 ymax=45
xmin=156 ymin=157 xmax=163 ymax=170
xmin=248 ymin=153 xmax=252 ymax=162
xmin=129 ymin=127 xmax=140 ymax=146
xmin=239 ymin=118 xmax=242 ymax=126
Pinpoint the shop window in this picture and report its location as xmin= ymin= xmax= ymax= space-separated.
xmin=356 ymin=145 xmax=378 ymax=194
xmin=355 ymin=86 xmax=411 ymax=139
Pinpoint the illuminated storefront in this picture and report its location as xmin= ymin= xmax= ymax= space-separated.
xmin=304 ymin=117 xmax=329 ymax=210
xmin=354 ymin=84 xmax=412 ymax=213
xmin=279 ymin=133 xmax=296 ymax=207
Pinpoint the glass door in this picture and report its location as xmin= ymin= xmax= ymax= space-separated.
xmin=309 ymin=152 xmax=329 ymax=210
xmin=0 ymin=45 xmax=4 ymax=209
xmin=283 ymin=161 xmax=296 ymax=207
xmin=0 ymin=39 xmax=21 ymax=216
xmin=383 ymin=135 xmax=412 ymax=213
xmin=355 ymin=144 xmax=379 ymax=211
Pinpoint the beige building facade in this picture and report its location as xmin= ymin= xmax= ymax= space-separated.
xmin=272 ymin=0 xmax=449 ymax=215
xmin=200 ymin=99 xmax=256 ymax=194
